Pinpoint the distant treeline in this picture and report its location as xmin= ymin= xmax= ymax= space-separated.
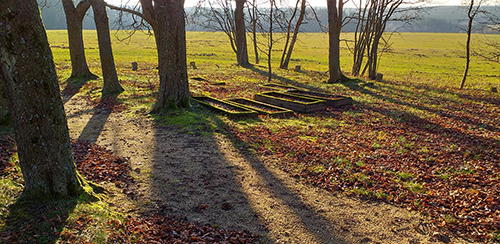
xmin=40 ymin=2 xmax=499 ymax=33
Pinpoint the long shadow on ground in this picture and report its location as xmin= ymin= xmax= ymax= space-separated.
xmin=148 ymin=108 xmax=348 ymax=243
xmin=61 ymin=76 xmax=97 ymax=104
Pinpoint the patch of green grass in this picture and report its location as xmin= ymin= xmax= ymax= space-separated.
xmin=372 ymin=142 xmax=382 ymax=149
xmin=404 ymin=181 xmax=426 ymax=194
xmin=398 ymin=172 xmax=415 ymax=181
xmin=152 ymin=105 xmax=217 ymax=135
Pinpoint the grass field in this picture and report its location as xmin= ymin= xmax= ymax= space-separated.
xmin=47 ymin=30 xmax=500 ymax=90
xmin=1 ymin=30 xmax=499 ymax=243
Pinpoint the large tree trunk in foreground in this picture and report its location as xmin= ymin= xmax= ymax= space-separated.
xmin=90 ymin=0 xmax=124 ymax=93
xmin=151 ymin=0 xmax=190 ymax=111
xmin=327 ymin=0 xmax=347 ymax=83
xmin=235 ymin=0 xmax=250 ymax=66
xmin=0 ymin=0 xmax=84 ymax=199
xmin=62 ymin=0 xmax=96 ymax=79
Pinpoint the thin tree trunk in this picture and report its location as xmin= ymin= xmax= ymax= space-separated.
xmin=0 ymin=0 xmax=84 ymax=199
xmin=268 ymin=1 xmax=273 ymax=81
xmin=461 ymin=0 xmax=475 ymax=89
xmin=235 ymin=0 xmax=250 ymax=66
xmin=281 ymin=0 xmax=306 ymax=70
xmin=62 ymin=0 xmax=96 ymax=79
xmin=152 ymin=0 xmax=190 ymax=111
xmin=251 ymin=0 xmax=259 ymax=64
xmin=280 ymin=0 xmax=300 ymax=69
xmin=90 ymin=0 xmax=124 ymax=93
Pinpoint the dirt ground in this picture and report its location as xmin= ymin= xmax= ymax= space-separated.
xmin=64 ymin=93 xmax=475 ymax=244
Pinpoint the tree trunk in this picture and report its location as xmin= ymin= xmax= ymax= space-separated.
xmin=151 ymin=0 xmax=190 ymax=111
xmin=62 ymin=0 xmax=96 ymax=79
xmin=0 ymin=0 xmax=84 ymax=199
xmin=369 ymin=34 xmax=381 ymax=79
xmin=327 ymin=0 xmax=346 ymax=83
xmin=251 ymin=0 xmax=259 ymax=64
xmin=90 ymin=0 xmax=124 ymax=93
xmin=235 ymin=0 xmax=250 ymax=66
xmin=460 ymin=0 xmax=475 ymax=89
xmin=268 ymin=1 xmax=273 ymax=81
xmin=280 ymin=0 xmax=306 ymax=70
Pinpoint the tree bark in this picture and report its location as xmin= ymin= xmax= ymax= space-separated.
xmin=151 ymin=0 xmax=190 ymax=111
xmin=0 ymin=82 xmax=10 ymax=124
xmin=90 ymin=0 xmax=124 ymax=93
xmin=0 ymin=0 xmax=84 ymax=199
xmin=327 ymin=0 xmax=346 ymax=83
xmin=235 ymin=0 xmax=250 ymax=66
xmin=62 ymin=0 xmax=96 ymax=79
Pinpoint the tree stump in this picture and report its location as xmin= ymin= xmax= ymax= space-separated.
xmin=492 ymin=87 xmax=498 ymax=93
xmin=190 ymin=61 xmax=197 ymax=69
xmin=132 ymin=62 xmax=138 ymax=71
xmin=294 ymin=65 xmax=301 ymax=72
xmin=376 ymin=73 xmax=383 ymax=82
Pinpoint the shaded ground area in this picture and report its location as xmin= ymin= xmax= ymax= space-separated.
xmin=60 ymin=81 xmax=475 ymax=243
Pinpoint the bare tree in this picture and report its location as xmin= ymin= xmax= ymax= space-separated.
xmin=62 ymin=0 xmax=97 ymax=79
xmin=193 ymin=0 xmax=238 ymax=53
xmin=1 ymin=0 xmax=85 ymax=199
xmin=460 ymin=0 xmax=485 ymax=89
xmin=349 ymin=0 xmax=422 ymax=79
xmin=471 ymin=4 xmax=499 ymax=64
xmin=247 ymin=0 xmax=260 ymax=64
xmin=279 ymin=0 xmax=307 ymax=69
xmin=106 ymin=0 xmax=190 ymax=111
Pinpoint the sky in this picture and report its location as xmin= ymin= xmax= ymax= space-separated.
xmin=107 ymin=0 xmax=466 ymax=8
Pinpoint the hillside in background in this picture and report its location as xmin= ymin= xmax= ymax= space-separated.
xmin=40 ymin=2 xmax=499 ymax=33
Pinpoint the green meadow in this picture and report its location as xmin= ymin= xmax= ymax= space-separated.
xmin=47 ymin=30 xmax=500 ymax=90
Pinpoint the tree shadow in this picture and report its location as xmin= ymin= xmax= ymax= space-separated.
xmin=61 ymin=76 xmax=97 ymax=104
xmin=0 ymin=198 xmax=77 ymax=243
xmin=148 ymin=108 xmax=348 ymax=243
xmin=246 ymin=65 xmax=321 ymax=91
xmin=341 ymin=79 xmax=500 ymax=134
xmin=77 ymin=93 xmax=120 ymax=143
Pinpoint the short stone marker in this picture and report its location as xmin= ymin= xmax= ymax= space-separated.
xmin=190 ymin=61 xmax=197 ymax=69
xmin=132 ymin=62 xmax=138 ymax=71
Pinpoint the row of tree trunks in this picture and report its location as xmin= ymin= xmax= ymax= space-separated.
xmin=0 ymin=0 xmax=84 ymax=198
xmin=105 ymin=0 xmax=190 ymax=111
